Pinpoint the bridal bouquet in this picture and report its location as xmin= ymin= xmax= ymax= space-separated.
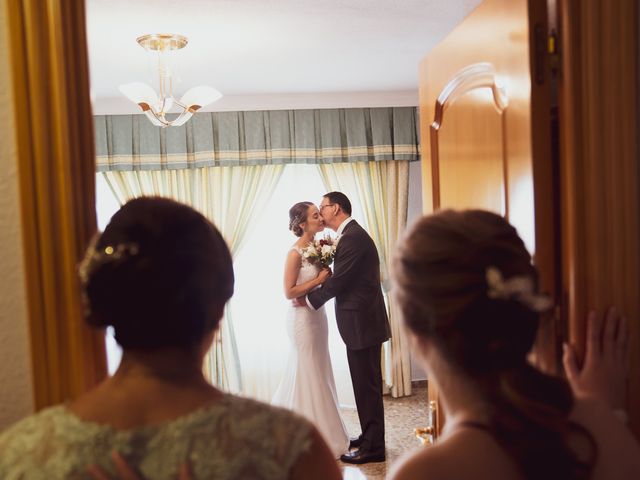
xmin=302 ymin=235 xmax=338 ymax=269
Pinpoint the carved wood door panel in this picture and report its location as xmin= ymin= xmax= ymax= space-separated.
xmin=430 ymin=62 xmax=509 ymax=216
xmin=418 ymin=0 xmax=555 ymax=436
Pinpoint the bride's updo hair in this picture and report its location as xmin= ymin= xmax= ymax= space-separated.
xmin=79 ymin=197 xmax=234 ymax=350
xmin=289 ymin=201 xmax=313 ymax=237
xmin=392 ymin=209 xmax=595 ymax=480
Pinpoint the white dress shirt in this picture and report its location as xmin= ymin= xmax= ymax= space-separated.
xmin=335 ymin=217 xmax=354 ymax=236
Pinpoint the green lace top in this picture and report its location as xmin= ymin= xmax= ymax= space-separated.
xmin=0 ymin=393 xmax=313 ymax=480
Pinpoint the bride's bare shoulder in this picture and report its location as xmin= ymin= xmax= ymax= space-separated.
xmin=285 ymin=246 xmax=303 ymax=266
xmin=288 ymin=244 xmax=303 ymax=255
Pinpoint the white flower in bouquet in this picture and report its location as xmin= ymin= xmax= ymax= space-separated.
xmin=321 ymin=244 xmax=333 ymax=256
xmin=302 ymin=235 xmax=338 ymax=268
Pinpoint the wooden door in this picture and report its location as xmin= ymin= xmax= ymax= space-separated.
xmin=418 ymin=0 xmax=556 ymax=435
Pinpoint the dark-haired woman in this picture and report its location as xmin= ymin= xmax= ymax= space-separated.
xmin=271 ymin=202 xmax=349 ymax=458
xmin=389 ymin=209 xmax=640 ymax=480
xmin=0 ymin=197 xmax=341 ymax=480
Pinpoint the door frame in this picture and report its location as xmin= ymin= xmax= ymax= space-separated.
xmin=557 ymin=0 xmax=640 ymax=437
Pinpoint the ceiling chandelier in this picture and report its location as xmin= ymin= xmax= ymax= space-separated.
xmin=119 ymin=34 xmax=222 ymax=128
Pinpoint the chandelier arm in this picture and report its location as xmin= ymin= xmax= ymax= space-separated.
xmin=173 ymin=99 xmax=201 ymax=113
xmin=159 ymin=95 xmax=174 ymax=114
xmin=168 ymin=110 xmax=195 ymax=127
xmin=143 ymin=109 xmax=170 ymax=127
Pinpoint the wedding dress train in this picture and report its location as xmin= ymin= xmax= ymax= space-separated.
xmin=272 ymin=248 xmax=349 ymax=458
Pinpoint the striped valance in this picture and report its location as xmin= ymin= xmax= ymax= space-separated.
xmin=94 ymin=107 xmax=419 ymax=171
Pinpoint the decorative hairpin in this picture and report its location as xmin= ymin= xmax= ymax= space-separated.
xmin=485 ymin=266 xmax=553 ymax=313
xmin=78 ymin=236 xmax=139 ymax=284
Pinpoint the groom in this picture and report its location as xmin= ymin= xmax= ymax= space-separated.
xmin=301 ymin=191 xmax=391 ymax=464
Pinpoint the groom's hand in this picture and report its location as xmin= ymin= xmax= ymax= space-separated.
xmin=292 ymin=296 xmax=306 ymax=308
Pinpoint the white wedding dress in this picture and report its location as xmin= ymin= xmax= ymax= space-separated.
xmin=272 ymin=247 xmax=349 ymax=458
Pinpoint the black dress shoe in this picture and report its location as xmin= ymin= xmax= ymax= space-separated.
xmin=340 ymin=449 xmax=386 ymax=464
xmin=348 ymin=436 xmax=363 ymax=450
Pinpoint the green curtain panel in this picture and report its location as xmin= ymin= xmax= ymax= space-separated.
xmin=95 ymin=107 xmax=419 ymax=171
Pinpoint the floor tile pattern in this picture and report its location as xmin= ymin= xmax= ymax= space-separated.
xmin=339 ymin=386 xmax=428 ymax=479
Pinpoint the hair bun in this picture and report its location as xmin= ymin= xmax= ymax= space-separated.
xmin=79 ymin=197 xmax=234 ymax=350
xmin=288 ymin=201 xmax=312 ymax=237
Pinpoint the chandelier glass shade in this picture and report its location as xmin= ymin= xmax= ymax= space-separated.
xmin=119 ymin=34 xmax=222 ymax=127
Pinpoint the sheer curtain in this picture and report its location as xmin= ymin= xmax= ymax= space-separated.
xmin=318 ymin=160 xmax=412 ymax=397
xmin=101 ymin=165 xmax=284 ymax=391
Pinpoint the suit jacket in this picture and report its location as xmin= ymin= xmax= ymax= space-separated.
xmin=308 ymin=220 xmax=391 ymax=350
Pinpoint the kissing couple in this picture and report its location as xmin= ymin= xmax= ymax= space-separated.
xmin=271 ymin=191 xmax=392 ymax=464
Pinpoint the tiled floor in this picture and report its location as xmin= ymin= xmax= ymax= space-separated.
xmin=339 ymin=386 xmax=428 ymax=479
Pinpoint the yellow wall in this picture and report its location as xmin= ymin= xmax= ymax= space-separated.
xmin=0 ymin=0 xmax=35 ymax=429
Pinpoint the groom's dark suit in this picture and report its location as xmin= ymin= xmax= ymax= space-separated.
xmin=308 ymin=219 xmax=391 ymax=454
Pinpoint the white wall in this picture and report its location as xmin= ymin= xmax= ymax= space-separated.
xmin=0 ymin=1 xmax=35 ymax=429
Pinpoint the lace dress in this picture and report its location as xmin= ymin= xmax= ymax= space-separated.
xmin=0 ymin=393 xmax=313 ymax=480
xmin=271 ymin=247 xmax=349 ymax=458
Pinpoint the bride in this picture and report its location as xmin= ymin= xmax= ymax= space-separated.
xmin=272 ymin=201 xmax=350 ymax=458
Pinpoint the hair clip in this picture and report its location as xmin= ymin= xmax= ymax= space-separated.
xmin=79 ymin=237 xmax=139 ymax=284
xmin=485 ymin=266 xmax=553 ymax=313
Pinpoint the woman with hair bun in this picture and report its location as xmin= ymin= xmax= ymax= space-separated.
xmin=389 ymin=209 xmax=640 ymax=480
xmin=271 ymin=201 xmax=349 ymax=458
xmin=0 ymin=197 xmax=341 ymax=480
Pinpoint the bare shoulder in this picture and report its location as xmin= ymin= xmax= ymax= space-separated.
xmin=389 ymin=430 xmax=521 ymax=480
xmin=285 ymin=246 xmax=303 ymax=263
xmin=571 ymin=395 xmax=634 ymax=439
xmin=388 ymin=444 xmax=448 ymax=480
xmin=570 ymin=396 xmax=640 ymax=478
xmin=289 ymin=424 xmax=341 ymax=480
xmin=571 ymin=395 xmax=613 ymax=419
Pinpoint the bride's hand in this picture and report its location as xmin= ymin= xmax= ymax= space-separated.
xmin=317 ymin=268 xmax=332 ymax=283
xmin=292 ymin=296 xmax=306 ymax=307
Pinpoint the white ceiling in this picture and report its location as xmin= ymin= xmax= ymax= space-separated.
xmin=87 ymin=0 xmax=481 ymax=113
